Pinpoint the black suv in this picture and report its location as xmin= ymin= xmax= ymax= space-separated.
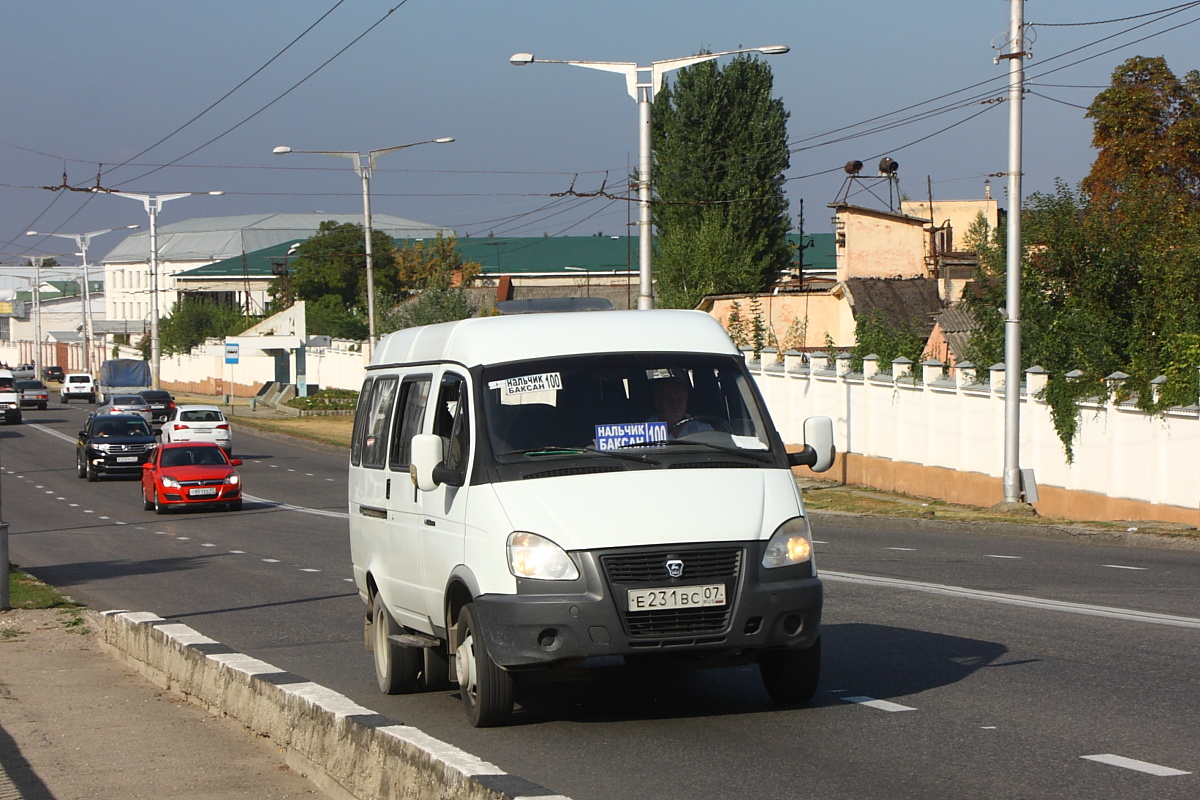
xmin=77 ymin=413 xmax=157 ymax=481
xmin=42 ymin=365 xmax=64 ymax=382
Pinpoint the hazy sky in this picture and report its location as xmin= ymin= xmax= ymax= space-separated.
xmin=4 ymin=0 xmax=1198 ymax=270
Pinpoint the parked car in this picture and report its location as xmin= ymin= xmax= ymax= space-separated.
xmin=76 ymin=413 xmax=157 ymax=481
xmin=141 ymin=442 xmax=243 ymax=514
xmin=161 ymin=405 xmax=232 ymax=455
xmin=0 ymin=369 xmax=21 ymax=424
xmin=138 ymin=389 xmax=176 ymax=423
xmin=42 ymin=365 xmax=64 ymax=383
xmin=16 ymin=379 xmax=49 ymax=410
xmin=12 ymin=364 xmax=36 ymax=380
xmin=95 ymin=394 xmax=154 ymax=423
xmin=61 ymin=373 xmax=96 ymax=403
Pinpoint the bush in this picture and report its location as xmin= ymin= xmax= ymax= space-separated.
xmin=286 ymin=388 xmax=359 ymax=411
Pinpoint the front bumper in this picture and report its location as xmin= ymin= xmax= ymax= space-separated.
xmin=471 ymin=541 xmax=822 ymax=669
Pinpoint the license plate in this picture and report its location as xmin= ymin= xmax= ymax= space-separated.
xmin=116 ymin=456 xmax=138 ymax=463
xmin=627 ymin=584 xmax=726 ymax=612
xmin=189 ymin=487 xmax=218 ymax=497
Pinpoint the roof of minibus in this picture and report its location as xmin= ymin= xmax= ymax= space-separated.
xmin=370 ymin=309 xmax=739 ymax=369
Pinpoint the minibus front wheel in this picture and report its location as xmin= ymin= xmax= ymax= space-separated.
xmin=455 ymin=603 xmax=514 ymax=727
xmin=759 ymin=636 xmax=821 ymax=705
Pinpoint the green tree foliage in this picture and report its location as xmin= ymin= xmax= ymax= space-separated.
xmin=850 ymin=310 xmax=927 ymax=374
xmin=651 ymin=54 xmax=792 ymax=309
xmin=393 ymin=234 xmax=481 ymax=295
xmin=158 ymin=297 xmax=251 ymax=356
xmin=380 ymin=276 xmax=476 ymax=332
xmin=961 ymin=56 xmax=1200 ymax=459
xmin=271 ymin=220 xmax=399 ymax=311
xmin=306 ymin=295 xmax=369 ymax=340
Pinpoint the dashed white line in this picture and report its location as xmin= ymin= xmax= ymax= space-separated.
xmin=262 ymin=558 xmax=280 ymax=563
xmin=299 ymin=568 xmax=320 ymax=573
xmin=230 ymin=550 xmax=245 ymax=554
xmin=201 ymin=543 xmax=216 ymax=547
xmin=985 ymin=555 xmax=1021 ymax=560
xmin=176 ymin=537 xmax=190 ymax=541
xmin=886 ymin=547 xmax=916 ymax=552
xmin=1081 ymin=754 xmax=1190 ymax=777
xmin=842 ymin=696 xmax=916 ymax=713
xmin=1102 ymin=564 xmax=1147 ymax=571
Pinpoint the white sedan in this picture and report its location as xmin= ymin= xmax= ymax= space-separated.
xmin=160 ymin=404 xmax=233 ymax=455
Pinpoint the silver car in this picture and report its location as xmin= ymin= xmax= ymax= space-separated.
xmin=95 ymin=394 xmax=154 ymax=423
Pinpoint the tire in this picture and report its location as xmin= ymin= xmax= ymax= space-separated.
xmin=758 ymin=637 xmax=821 ymax=705
xmin=455 ymin=603 xmax=514 ymax=727
xmin=86 ymin=459 xmax=98 ymax=482
xmin=143 ymin=488 xmax=154 ymax=511
xmin=154 ymin=494 xmax=167 ymax=515
xmin=227 ymin=499 xmax=242 ymax=512
xmin=373 ymin=600 xmax=420 ymax=694
xmin=77 ymin=453 xmax=86 ymax=479
xmin=61 ymin=395 xmax=68 ymax=404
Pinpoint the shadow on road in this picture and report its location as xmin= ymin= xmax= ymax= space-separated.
xmin=503 ymin=622 xmax=1017 ymax=725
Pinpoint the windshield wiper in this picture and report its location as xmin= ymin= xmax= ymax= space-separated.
xmin=622 ymin=439 xmax=773 ymax=462
xmin=501 ymin=446 xmax=659 ymax=465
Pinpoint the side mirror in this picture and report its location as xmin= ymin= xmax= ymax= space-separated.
xmin=142 ymin=462 xmax=153 ymax=470
xmin=230 ymin=459 xmax=243 ymax=466
xmin=409 ymin=434 xmax=443 ymax=492
xmin=786 ymin=416 xmax=836 ymax=474
xmin=153 ymin=429 xmax=162 ymax=437
xmin=78 ymin=430 xmax=86 ymax=438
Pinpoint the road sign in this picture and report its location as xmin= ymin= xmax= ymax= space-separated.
xmin=225 ymin=342 xmax=239 ymax=364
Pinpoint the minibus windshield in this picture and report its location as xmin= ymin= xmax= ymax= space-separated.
xmin=482 ymin=353 xmax=774 ymax=461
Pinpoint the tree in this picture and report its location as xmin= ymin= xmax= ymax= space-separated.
xmin=380 ymin=276 xmax=476 ymax=332
xmin=651 ymin=54 xmax=792 ymax=309
xmin=393 ymin=234 xmax=480 ymax=296
xmin=157 ymin=297 xmax=250 ymax=356
xmin=271 ymin=220 xmax=399 ymax=311
xmin=960 ymin=57 xmax=1200 ymax=458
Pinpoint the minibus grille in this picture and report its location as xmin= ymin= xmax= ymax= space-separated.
xmin=601 ymin=547 xmax=742 ymax=639
xmin=667 ymin=461 xmax=761 ymax=470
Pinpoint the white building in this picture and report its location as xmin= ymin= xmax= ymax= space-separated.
xmin=101 ymin=213 xmax=453 ymax=332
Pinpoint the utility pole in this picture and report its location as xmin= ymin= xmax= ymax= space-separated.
xmin=1000 ymin=0 xmax=1027 ymax=504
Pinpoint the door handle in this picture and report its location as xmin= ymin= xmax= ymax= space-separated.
xmin=424 ymin=518 xmax=436 ymax=527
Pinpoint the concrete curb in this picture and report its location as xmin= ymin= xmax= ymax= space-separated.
xmin=96 ymin=609 xmax=571 ymax=800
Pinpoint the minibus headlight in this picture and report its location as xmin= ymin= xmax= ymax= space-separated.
xmin=507 ymin=532 xmax=579 ymax=581
xmin=762 ymin=517 xmax=814 ymax=569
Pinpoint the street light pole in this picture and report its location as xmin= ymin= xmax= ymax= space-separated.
xmin=510 ymin=45 xmax=789 ymax=310
xmin=273 ymin=137 xmax=454 ymax=351
xmin=102 ymin=191 xmax=222 ymax=390
xmin=26 ymin=225 xmax=140 ymax=374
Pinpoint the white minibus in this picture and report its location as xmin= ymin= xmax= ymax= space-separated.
xmin=348 ymin=308 xmax=834 ymax=726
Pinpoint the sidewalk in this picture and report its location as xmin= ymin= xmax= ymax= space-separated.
xmin=0 ymin=608 xmax=323 ymax=800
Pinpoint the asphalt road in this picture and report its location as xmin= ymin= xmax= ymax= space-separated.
xmin=5 ymin=405 xmax=1198 ymax=799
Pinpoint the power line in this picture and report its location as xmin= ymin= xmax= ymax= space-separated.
xmin=1032 ymin=1 xmax=1200 ymax=27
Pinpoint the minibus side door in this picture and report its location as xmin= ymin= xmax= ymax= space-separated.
xmin=383 ymin=374 xmax=433 ymax=629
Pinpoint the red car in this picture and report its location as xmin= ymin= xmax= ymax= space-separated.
xmin=141 ymin=442 xmax=243 ymax=514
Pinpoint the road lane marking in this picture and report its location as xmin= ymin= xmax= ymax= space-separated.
xmin=887 ymin=547 xmax=916 ymax=551
xmin=262 ymin=559 xmax=280 ymax=563
xmin=1081 ymin=754 xmax=1191 ymax=776
xmin=843 ymin=696 xmax=916 ymax=712
xmin=243 ymin=494 xmax=348 ymax=519
xmin=1102 ymin=564 xmax=1147 ymax=571
xmin=300 ymin=568 xmax=320 ymax=572
xmin=985 ymin=555 xmax=1021 ymax=559
xmin=821 ymin=571 xmax=1200 ymax=629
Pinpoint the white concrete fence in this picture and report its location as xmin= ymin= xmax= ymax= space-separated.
xmin=753 ymin=349 xmax=1200 ymax=525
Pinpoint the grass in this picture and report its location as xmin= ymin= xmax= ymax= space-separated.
xmin=6 ymin=564 xmax=81 ymax=610
xmin=231 ymin=414 xmax=354 ymax=450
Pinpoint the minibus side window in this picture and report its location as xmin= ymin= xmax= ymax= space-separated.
xmin=433 ymin=374 xmax=469 ymax=472
xmin=349 ymin=377 xmax=375 ymax=466
xmin=360 ymin=376 xmax=398 ymax=469
xmin=388 ymin=376 xmax=431 ymax=471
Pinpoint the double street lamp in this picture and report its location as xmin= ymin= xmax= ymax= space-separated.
xmin=102 ymin=191 xmax=224 ymax=390
xmin=510 ymin=45 xmax=789 ymax=310
xmin=26 ymin=225 xmax=140 ymax=373
xmin=272 ymin=137 xmax=454 ymax=350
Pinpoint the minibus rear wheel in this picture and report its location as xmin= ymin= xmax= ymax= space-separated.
xmin=455 ymin=603 xmax=514 ymax=727
xmin=373 ymin=601 xmax=420 ymax=694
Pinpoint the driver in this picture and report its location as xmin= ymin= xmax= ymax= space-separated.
xmin=650 ymin=377 xmax=713 ymax=439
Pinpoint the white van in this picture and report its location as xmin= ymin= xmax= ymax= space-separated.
xmin=348 ymin=308 xmax=834 ymax=727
